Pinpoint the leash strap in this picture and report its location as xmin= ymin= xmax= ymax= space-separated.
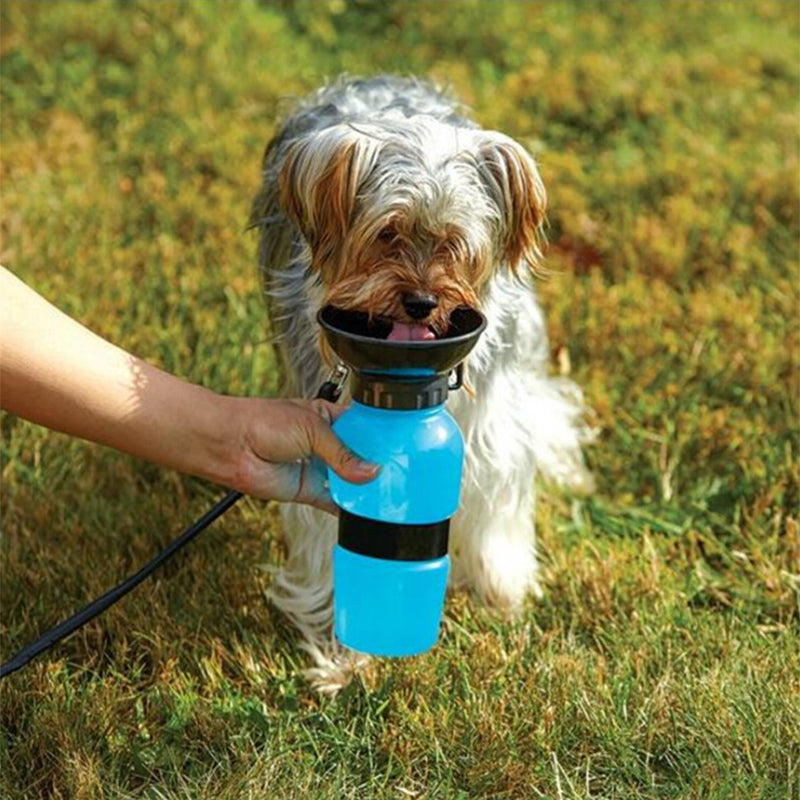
xmin=0 ymin=365 xmax=348 ymax=680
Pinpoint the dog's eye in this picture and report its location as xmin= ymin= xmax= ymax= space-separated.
xmin=377 ymin=226 xmax=396 ymax=244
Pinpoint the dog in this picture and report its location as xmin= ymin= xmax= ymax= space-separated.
xmin=249 ymin=76 xmax=593 ymax=693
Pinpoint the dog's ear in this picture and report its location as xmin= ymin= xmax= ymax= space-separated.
xmin=475 ymin=132 xmax=547 ymax=274
xmin=280 ymin=126 xmax=381 ymax=275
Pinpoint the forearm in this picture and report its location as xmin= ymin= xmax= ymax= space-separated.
xmin=0 ymin=267 xmax=240 ymax=487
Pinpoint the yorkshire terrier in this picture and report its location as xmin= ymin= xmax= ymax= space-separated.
xmin=250 ymin=76 xmax=593 ymax=693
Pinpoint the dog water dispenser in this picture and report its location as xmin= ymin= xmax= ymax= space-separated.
xmin=318 ymin=305 xmax=486 ymax=657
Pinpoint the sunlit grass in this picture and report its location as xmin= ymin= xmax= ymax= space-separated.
xmin=1 ymin=2 xmax=798 ymax=798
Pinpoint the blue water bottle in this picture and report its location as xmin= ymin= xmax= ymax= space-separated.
xmin=318 ymin=306 xmax=486 ymax=657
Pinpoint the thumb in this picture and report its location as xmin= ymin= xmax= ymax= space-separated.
xmin=307 ymin=404 xmax=380 ymax=484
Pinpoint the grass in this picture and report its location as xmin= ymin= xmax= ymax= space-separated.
xmin=1 ymin=1 xmax=798 ymax=798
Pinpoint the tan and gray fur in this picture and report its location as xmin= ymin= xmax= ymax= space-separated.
xmin=250 ymin=76 xmax=593 ymax=692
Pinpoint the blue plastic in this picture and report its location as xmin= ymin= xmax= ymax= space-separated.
xmin=333 ymin=547 xmax=450 ymax=656
xmin=329 ymin=402 xmax=464 ymax=524
xmin=329 ymin=399 xmax=465 ymax=656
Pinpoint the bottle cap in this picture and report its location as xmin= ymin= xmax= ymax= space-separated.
xmin=352 ymin=371 xmax=450 ymax=409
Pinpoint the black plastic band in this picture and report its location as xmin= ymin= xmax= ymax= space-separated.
xmin=338 ymin=510 xmax=450 ymax=562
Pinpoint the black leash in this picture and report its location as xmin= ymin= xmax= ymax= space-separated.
xmin=0 ymin=367 xmax=347 ymax=680
xmin=0 ymin=490 xmax=242 ymax=679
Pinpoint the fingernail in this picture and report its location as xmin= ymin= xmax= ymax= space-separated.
xmin=355 ymin=461 xmax=381 ymax=478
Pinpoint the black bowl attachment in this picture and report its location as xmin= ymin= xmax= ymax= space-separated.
xmin=317 ymin=306 xmax=486 ymax=375
xmin=317 ymin=306 xmax=487 ymax=409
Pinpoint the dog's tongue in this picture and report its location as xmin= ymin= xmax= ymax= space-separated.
xmin=387 ymin=322 xmax=436 ymax=341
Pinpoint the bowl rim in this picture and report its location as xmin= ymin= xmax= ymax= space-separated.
xmin=316 ymin=305 xmax=487 ymax=349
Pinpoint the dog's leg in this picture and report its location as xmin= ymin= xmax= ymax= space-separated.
xmin=449 ymin=363 xmax=593 ymax=613
xmin=449 ymin=479 xmax=541 ymax=614
xmin=266 ymin=504 xmax=368 ymax=694
xmin=448 ymin=376 xmax=541 ymax=612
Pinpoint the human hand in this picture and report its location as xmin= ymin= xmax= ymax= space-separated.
xmin=1 ymin=266 xmax=377 ymax=513
xmin=226 ymin=397 xmax=379 ymax=513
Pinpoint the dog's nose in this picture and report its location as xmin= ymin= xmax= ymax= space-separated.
xmin=402 ymin=291 xmax=438 ymax=320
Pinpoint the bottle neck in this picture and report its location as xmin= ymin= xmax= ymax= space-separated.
xmin=351 ymin=371 xmax=450 ymax=410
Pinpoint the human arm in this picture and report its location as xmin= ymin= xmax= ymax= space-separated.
xmin=0 ymin=266 xmax=376 ymax=512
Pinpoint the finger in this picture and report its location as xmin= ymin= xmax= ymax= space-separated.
xmin=295 ymin=457 xmax=333 ymax=509
xmin=300 ymin=458 xmax=340 ymax=515
xmin=307 ymin=413 xmax=380 ymax=484
xmin=310 ymin=398 xmax=351 ymax=423
xmin=265 ymin=461 xmax=339 ymax=514
xmin=310 ymin=497 xmax=339 ymax=515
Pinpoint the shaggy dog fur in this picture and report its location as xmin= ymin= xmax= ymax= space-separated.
xmin=250 ymin=76 xmax=593 ymax=693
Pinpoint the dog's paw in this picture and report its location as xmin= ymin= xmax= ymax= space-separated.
xmin=302 ymin=644 xmax=371 ymax=696
xmin=451 ymin=538 xmax=543 ymax=616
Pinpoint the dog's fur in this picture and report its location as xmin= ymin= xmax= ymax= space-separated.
xmin=250 ymin=76 xmax=593 ymax=693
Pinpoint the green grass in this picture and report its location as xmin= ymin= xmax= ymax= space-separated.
xmin=1 ymin=1 xmax=798 ymax=798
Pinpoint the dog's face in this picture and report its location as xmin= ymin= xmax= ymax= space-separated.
xmin=279 ymin=118 xmax=546 ymax=340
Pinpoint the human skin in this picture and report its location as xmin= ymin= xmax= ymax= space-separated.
xmin=0 ymin=266 xmax=378 ymax=512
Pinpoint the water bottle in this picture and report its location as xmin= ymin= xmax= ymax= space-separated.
xmin=318 ymin=305 xmax=486 ymax=657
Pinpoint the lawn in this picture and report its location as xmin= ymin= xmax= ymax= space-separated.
xmin=1 ymin=2 xmax=798 ymax=798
